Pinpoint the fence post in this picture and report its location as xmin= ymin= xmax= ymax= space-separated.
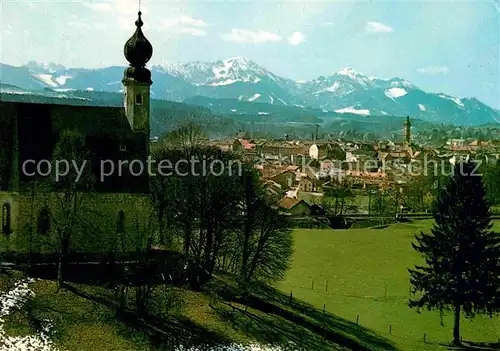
xmin=312 ymin=280 xmax=314 ymax=290
xmin=389 ymin=325 xmax=392 ymax=335
xmin=326 ymin=281 xmax=328 ymax=292
xmin=289 ymin=290 xmax=293 ymax=304
xmin=356 ymin=315 xmax=359 ymax=324
xmin=323 ymin=304 xmax=326 ymax=313
xmin=423 ymin=333 xmax=426 ymax=343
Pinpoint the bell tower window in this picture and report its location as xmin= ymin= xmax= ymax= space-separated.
xmin=135 ymin=93 xmax=142 ymax=105
xmin=2 ymin=202 xmax=11 ymax=235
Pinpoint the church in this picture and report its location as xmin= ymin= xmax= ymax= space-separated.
xmin=0 ymin=12 xmax=155 ymax=252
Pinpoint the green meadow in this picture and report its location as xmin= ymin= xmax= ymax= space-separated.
xmin=277 ymin=220 xmax=500 ymax=350
xmin=2 ymin=220 xmax=499 ymax=350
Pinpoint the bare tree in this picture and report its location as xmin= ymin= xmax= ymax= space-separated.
xmin=237 ymin=166 xmax=293 ymax=290
xmin=50 ymin=130 xmax=95 ymax=292
xmin=244 ymin=203 xmax=293 ymax=285
xmin=150 ymin=123 xmax=293 ymax=293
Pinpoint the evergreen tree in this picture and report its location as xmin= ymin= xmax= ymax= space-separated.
xmin=408 ymin=160 xmax=500 ymax=345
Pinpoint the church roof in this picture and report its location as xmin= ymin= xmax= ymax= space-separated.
xmin=0 ymin=100 xmax=130 ymax=138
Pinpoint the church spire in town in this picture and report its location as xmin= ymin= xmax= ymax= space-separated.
xmin=405 ymin=116 xmax=411 ymax=146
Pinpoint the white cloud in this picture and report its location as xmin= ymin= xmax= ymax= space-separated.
xmin=68 ymin=20 xmax=107 ymax=30
xmin=417 ymin=66 xmax=450 ymax=75
xmin=481 ymin=82 xmax=494 ymax=89
xmin=83 ymin=1 xmax=149 ymax=19
xmin=221 ymin=29 xmax=282 ymax=44
xmin=181 ymin=27 xmax=207 ymax=37
xmin=68 ymin=20 xmax=91 ymax=29
xmin=68 ymin=15 xmax=107 ymax=30
xmin=180 ymin=15 xmax=209 ymax=27
xmin=288 ymin=32 xmax=305 ymax=45
xmin=83 ymin=3 xmax=113 ymax=11
xmin=83 ymin=0 xmax=150 ymax=31
xmin=161 ymin=15 xmax=209 ymax=37
xmin=163 ymin=15 xmax=209 ymax=28
xmin=321 ymin=22 xmax=334 ymax=27
xmin=365 ymin=21 xmax=393 ymax=34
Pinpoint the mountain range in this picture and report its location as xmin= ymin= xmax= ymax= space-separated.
xmin=1 ymin=58 xmax=499 ymax=126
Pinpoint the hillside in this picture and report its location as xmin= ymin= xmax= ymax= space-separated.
xmin=3 ymin=84 xmax=499 ymax=142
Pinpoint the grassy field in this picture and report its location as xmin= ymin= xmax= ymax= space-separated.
xmin=1 ymin=220 xmax=499 ymax=350
xmin=276 ymin=220 xmax=500 ymax=350
xmin=0 ymin=273 xmax=347 ymax=350
xmin=0 ymin=275 xmax=259 ymax=351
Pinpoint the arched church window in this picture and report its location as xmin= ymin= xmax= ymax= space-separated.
xmin=37 ymin=206 xmax=51 ymax=234
xmin=2 ymin=202 xmax=11 ymax=235
xmin=117 ymin=210 xmax=125 ymax=233
xmin=135 ymin=93 xmax=142 ymax=105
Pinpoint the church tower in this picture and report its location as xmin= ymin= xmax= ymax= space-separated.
xmin=404 ymin=116 xmax=411 ymax=145
xmin=122 ymin=11 xmax=153 ymax=135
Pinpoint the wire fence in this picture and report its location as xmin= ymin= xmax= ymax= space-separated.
xmin=280 ymin=279 xmax=500 ymax=349
xmin=283 ymin=279 xmax=411 ymax=300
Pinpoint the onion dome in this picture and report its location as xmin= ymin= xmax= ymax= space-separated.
xmin=124 ymin=11 xmax=153 ymax=68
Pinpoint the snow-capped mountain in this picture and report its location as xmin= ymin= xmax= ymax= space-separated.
xmin=154 ymin=57 xmax=303 ymax=105
xmin=297 ymin=67 xmax=498 ymax=125
xmin=156 ymin=57 xmax=278 ymax=86
xmin=25 ymin=61 xmax=67 ymax=74
xmin=1 ymin=59 xmax=498 ymax=126
xmin=301 ymin=67 xmax=414 ymax=98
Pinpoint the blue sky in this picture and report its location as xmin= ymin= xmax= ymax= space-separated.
xmin=1 ymin=0 xmax=499 ymax=108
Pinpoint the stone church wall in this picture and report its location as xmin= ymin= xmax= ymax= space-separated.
xmin=0 ymin=191 xmax=154 ymax=255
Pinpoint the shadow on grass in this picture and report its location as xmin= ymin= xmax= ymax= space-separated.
xmin=440 ymin=340 xmax=500 ymax=351
xmin=18 ymin=278 xmax=231 ymax=350
xmin=210 ymin=301 xmax=344 ymax=350
xmin=209 ymin=281 xmax=399 ymax=351
xmin=60 ymin=283 xmax=232 ymax=350
xmin=5 ymin=261 xmax=235 ymax=349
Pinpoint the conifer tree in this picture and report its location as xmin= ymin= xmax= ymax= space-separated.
xmin=409 ymin=160 xmax=500 ymax=345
